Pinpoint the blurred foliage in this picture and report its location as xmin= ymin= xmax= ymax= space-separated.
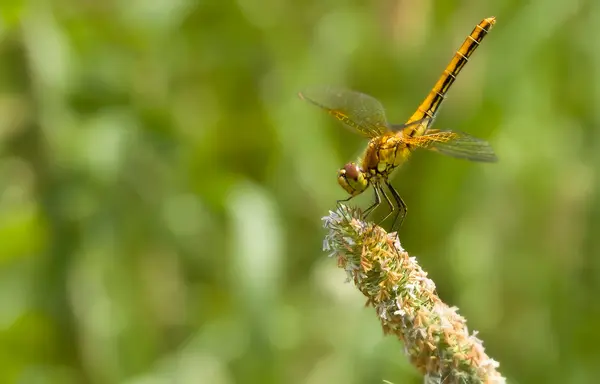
xmin=0 ymin=0 xmax=599 ymax=383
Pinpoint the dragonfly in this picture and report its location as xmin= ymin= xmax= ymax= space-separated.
xmin=300 ymin=17 xmax=497 ymax=231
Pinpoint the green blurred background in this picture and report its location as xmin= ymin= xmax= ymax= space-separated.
xmin=0 ymin=0 xmax=598 ymax=383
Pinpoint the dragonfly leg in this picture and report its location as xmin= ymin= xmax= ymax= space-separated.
xmin=377 ymin=183 xmax=398 ymax=229
xmin=362 ymin=185 xmax=381 ymax=218
xmin=386 ymin=181 xmax=407 ymax=232
xmin=336 ymin=195 xmax=354 ymax=208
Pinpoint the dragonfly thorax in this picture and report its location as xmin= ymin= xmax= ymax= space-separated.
xmin=338 ymin=162 xmax=369 ymax=196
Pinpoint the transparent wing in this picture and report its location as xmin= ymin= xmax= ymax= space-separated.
xmin=299 ymin=86 xmax=390 ymax=138
xmin=405 ymin=129 xmax=498 ymax=162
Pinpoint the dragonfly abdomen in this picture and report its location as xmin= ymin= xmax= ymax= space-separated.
xmin=404 ymin=17 xmax=496 ymax=137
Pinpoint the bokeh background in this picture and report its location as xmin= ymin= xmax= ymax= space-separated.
xmin=0 ymin=0 xmax=598 ymax=383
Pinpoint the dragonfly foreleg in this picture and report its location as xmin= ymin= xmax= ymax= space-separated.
xmin=362 ymin=185 xmax=382 ymax=218
xmin=378 ymin=185 xmax=395 ymax=226
xmin=386 ymin=181 xmax=407 ymax=232
xmin=336 ymin=195 xmax=355 ymax=209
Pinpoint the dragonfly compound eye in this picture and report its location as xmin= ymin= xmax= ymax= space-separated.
xmin=343 ymin=163 xmax=360 ymax=180
xmin=338 ymin=163 xmax=368 ymax=196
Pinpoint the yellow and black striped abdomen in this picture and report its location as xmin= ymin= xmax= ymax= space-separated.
xmin=405 ymin=17 xmax=496 ymax=137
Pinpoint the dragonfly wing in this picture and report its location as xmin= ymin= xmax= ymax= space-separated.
xmin=406 ymin=130 xmax=498 ymax=162
xmin=299 ymin=86 xmax=390 ymax=138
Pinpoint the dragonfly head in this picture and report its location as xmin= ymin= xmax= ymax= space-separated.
xmin=338 ymin=162 xmax=368 ymax=196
